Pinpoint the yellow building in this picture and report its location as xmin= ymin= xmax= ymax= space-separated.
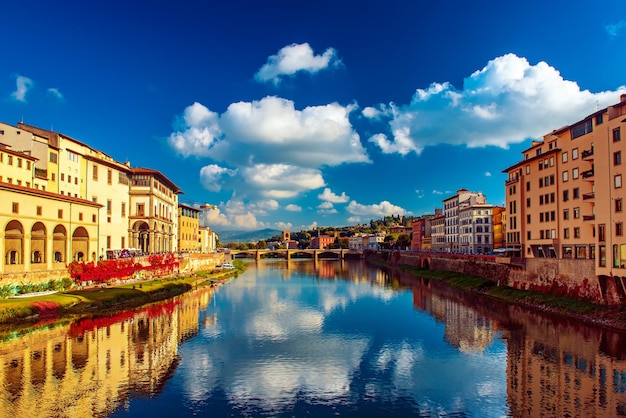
xmin=0 ymin=182 xmax=101 ymax=279
xmin=129 ymin=168 xmax=182 ymax=254
xmin=178 ymin=203 xmax=200 ymax=252
xmin=198 ymin=225 xmax=218 ymax=253
xmin=503 ymin=94 xmax=626 ymax=278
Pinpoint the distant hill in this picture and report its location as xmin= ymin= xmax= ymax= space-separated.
xmin=216 ymin=228 xmax=282 ymax=243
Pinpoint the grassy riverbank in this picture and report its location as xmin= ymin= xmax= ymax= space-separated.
xmin=393 ymin=263 xmax=626 ymax=331
xmin=0 ymin=261 xmax=245 ymax=325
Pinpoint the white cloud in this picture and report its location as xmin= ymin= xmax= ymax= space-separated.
xmin=254 ymin=42 xmax=341 ymax=85
xmin=11 ymin=75 xmax=33 ymax=102
xmin=347 ymin=216 xmax=361 ymax=223
xmin=169 ymin=96 xmax=370 ymax=200
xmin=346 ymin=200 xmax=407 ymax=217
xmin=318 ymin=188 xmax=349 ymax=203
xmin=199 ymin=164 xmax=237 ymax=192
xmin=484 ymin=171 xmax=492 ymax=177
xmin=285 ymin=204 xmax=302 ymax=212
xmin=317 ymin=201 xmax=334 ymax=209
xmin=368 ymin=53 xmax=626 ymax=155
xmin=47 ymin=87 xmax=64 ymax=100
xmin=274 ymin=221 xmax=293 ymax=230
xmin=605 ymin=21 xmax=626 ymax=38
xmin=169 ymin=102 xmax=222 ymax=157
xmin=432 ymin=189 xmax=444 ymax=195
xmin=242 ymin=164 xmax=325 ymax=198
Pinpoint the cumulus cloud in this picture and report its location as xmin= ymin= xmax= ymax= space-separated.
xmin=317 ymin=201 xmax=338 ymax=214
xmin=199 ymin=164 xmax=237 ymax=192
xmin=242 ymin=164 xmax=325 ymax=198
xmin=484 ymin=171 xmax=492 ymax=177
xmin=169 ymin=102 xmax=222 ymax=157
xmin=346 ymin=200 xmax=407 ymax=217
xmin=347 ymin=216 xmax=361 ymax=223
xmin=169 ymin=97 xmax=369 ymax=199
xmin=368 ymin=53 xmax=626 ymax=155
xmin=254 ymin=42 xmax=341 ymax=85
xmin=11 ymin=75 xmax=33 ymax=102
xmin=318 ymin=188 xmax=349 ymax=203
xmin=275 ymin=221 xmax=293 ymax=230
xmin=285 ymin=204 xmax=302 ymax=212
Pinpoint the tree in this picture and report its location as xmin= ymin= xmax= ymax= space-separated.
xmin=258 ymin=240 xmax=267 ymax=249
xmin=396 ymin=233 xmax=411 ymax=250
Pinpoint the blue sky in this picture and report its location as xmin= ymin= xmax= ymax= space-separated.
xmin=2 ymin=1 xmax=626 ymax=232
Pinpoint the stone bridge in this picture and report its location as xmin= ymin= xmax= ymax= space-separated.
xmin=229 ymin=248 xmax=363 ymax=261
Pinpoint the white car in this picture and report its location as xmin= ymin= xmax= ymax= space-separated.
xmin=222 ymin=262 xmax=235 ymax=269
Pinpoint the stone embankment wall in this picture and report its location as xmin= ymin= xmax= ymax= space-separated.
xmin=367 ymin=251 xmax=624 ymax=305
xmin=0 ymin=253 xmax=225 ymax=286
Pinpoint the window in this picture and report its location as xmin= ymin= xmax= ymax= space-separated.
xmin=12 ymin=202 xmax=18 ymax=213
xmin=36 ymin=206 xmax=42 ymax=215
xmin=615 ymin=174 xmax=622 ymax=189
xmin=93 ymin=165 xmax=98 ymax=180
xmin=563 ymin=190 xmax=569 ymax=202
xmin=564 ymin=228 xmax=570 ymax=238
xmin=574 ymin=227 xmax=580 ymax=238
xmin=564 ymin=209 xmax=569 ymax=220
xmin=526 ymin=165 xmax=530 ymax=174
xmin=17 ymin=158 xmax=22 ymax=168
xmin=7 ymin=155 xmax=13 ymax=165
xmin=107 ymin=169 xmax=112 ymax=185
xmin=66 ymin=150 xmax=79 ymax=162
xmin=617 ymin=222 xmax=624 ymax=236
xmin=137 ymin=203 xmax=145 ymax=216
xmin=562 ymin=171 xmax=569 ymax=182
xmin=121 ymin=202 xmax=126 ymax=217
xmin=573 ymin=188 xmax=580 ymax=199
xmin=527 ymin=214 xmax=531 ymax=224
xmin=614 ymin=127 xmax=621 ymax=142
xmin=572 ymin=168 xmax=579 ymax=179
xmin=107 ymin=236 xmax=111 ymax=249
xmin=107 ymin=199 xmax=112 ymax=215
xmin=599 ymin=245 xmax=606 ymax=267
xmin=49 ymin=152 xmax=58 ymax=163
xmin=562 ymin=152 xmax=568 ymax=163
xmin=574 ymin=207 xmax=580 ymax=219
xmin=75 ymin=177 xmax=78 ymax=185
xmin=617 ymin=198 xmax=623 ymax=213
xmin=26 ymin=161 xmax=31 ymax=169
xmin=61 ymin=173 xmax=64 ymax=181
xmin=527 ymin=198 xmax=531 ymax=207
xmin=596 ymin=114 xmax=603 ymax=125
xmin=79 ymin=212 xmax=83 ymax=221
xmin=92 ymin=214 xmax=97 ymax=222
xmin=527 ymin=231 xmax=532 ymax=240
xmin=51 ymin=173 xmax=56 ymax=181
xmin=526 ymin=181 xmax=530 ymax=191
xmin=68 ymin=175 xmax=71 ymax=183
xmin=572 ymin=148 xmax=579 ymax=159
xmin=571 ymin=119 xmax=593 ymax=139
xmin=58 ymin=209 xmax=63 ymax=219
xmin=599 ymin=224 xmax=606 ymax=242
xmin=615 ymin=151 xmax=622 ymax=166
xmin=550 ymin=156 xmax=554 ymax=167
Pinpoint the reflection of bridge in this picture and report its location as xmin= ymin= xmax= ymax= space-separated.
xmin=230 ymin=249 xmax=363 ymax=260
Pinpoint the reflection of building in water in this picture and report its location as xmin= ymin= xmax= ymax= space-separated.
xmin=410 ymin=281 xmax=496 ymax=353
xmin=0 ymin=288 xmax=211 ymax=417
xmin=506 ymin=329 xmax=626 ymax=417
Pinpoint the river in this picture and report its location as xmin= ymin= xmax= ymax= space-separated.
xmin=1 ymin=259 xmax=625 ymax=417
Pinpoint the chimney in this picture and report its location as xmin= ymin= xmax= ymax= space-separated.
xmin=621 ymin=93 xmax=626 ymax=103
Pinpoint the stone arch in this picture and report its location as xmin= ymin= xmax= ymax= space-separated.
xmin=133 ymin=221 xmax=150 ymax=254
xmin=422 ymin=258 xmax=430 ymax=270
xmin=5 ymin=220 xmax=24 ymax=265
xmin=53 ymin=224 xmax=67 ymax=263
xmin=31 ymin=222 xmax=47 ymax=264
xmin=72 ymin=226 xmax=89 ymax=262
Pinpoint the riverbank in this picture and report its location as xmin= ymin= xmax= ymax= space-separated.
xmin=0 ymin=262 xmax=245 ymax=327
xmin=374 ymin=260 xmax=626 ymax=331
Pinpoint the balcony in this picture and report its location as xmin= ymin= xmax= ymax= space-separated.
xmin=582 ymin=169 xmax=594 ymax=179
xmin=583 ymin=214 xmax=596 ymax=221
xmin=34 ymin=168 xmax=48 ymax=179
xmin=582 ymin=192 xmax=595 ymax=200
xmin=505 ymin=176 xmax=519 ymax=185
xmin=582 ymin=148 xmax=594 ymax=160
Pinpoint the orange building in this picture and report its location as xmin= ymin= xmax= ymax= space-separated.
xmin=503 ymin=94 xmax=626 ymax=279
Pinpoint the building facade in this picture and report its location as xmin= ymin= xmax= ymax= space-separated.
xmin=178 ymin=203 xmax=200 ymax=252
xmin=503 ymin=94 xmax=626 ymax=280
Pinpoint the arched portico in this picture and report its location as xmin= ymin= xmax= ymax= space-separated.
xmin=72 ymin=227 xmax=89 ymax=262
xmin=5 ymin=220 xmax=24 ymax=265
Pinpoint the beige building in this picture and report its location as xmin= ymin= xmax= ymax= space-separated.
xmin=503 ymin=94 xmax=626 ymax=278
xmin=1 ymin=182 xmax=101 ymax=276
xmin=198 ymin=226 xmax=218 ymax=253
xmin=129 ymin=168 xmax=182 ymax=254
xmin=14 ymin=123 xmax=133 ymax=257
xmin=443 ymin=189 xmax=488 ymax=253
xmin=178 ymin=203 xmax=200 ymax=252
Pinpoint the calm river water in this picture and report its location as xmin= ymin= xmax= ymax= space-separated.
xmin=2 ymin=259 xmax=626 ymax=417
